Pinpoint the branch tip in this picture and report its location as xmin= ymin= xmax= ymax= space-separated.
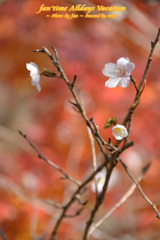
xmin=68 ymin=100 xmax=78 ymax=108
xmin=89 ymin=117 xmax=93 ymax=122
xmin=71 ymin=75 xmax=77 ymax=88
xmin=18 ymin=130 xmax=26 ymax=138
xmin=142 ymin=162 xmax=151 ymax=174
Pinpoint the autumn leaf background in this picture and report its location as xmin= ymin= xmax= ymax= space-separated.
xmin=0 ymin=0 xmax=160 ymax=239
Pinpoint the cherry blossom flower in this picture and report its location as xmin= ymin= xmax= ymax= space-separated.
xmin=112 ymin=124 xmax=128 ymax=140
xmin=91 ymin=168 xmax=121 ymax=193
xmin=26 ymin=62 xmax=41 ymax=92
xmin=102 ymin=57 xmax=135 ymax=88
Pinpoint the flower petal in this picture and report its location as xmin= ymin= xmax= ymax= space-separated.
xmin=31 ymin=73 xmax=40 ymax=84
xmin=36 ymin=83 xmax=41 ymax=92
xmin=102 ymin=63 xmax=118 ymax=77
xmin=26 ymin=62 xmax=39 ymax=72
xmin=118 ymin=76 xmax=130 ymax=88
xmin=29 ymin=62 xmax=39 ymax=69
xmin=91 ymin=169 xmax=106 ymax=193
xmin=105 ymin=77 xmax=121 ymax=88
xmin=125 ymin=62 xmax=135 ymax=75
xmin=117 ymin=57 xmax=129 ymax=69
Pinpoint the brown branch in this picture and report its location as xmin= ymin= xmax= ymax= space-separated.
xmin=71 ymin=75 xmax=77 ymax=88
xmin=138 ymin=28 xmax=160 ymax=91
xmin=64 ymin=206 xmax=84 ymax=218
xmin=18 ymin=130 xmax=81 ymax=187
xmin=51 ymin=160 xmax=107 ymax=240
xmin=78 ymin=90 xmax=99 ymax=198
xmin=41 ymin=70 xmax=62 ymax=79
xmin=83 ymin=162 xmax=115 ymax=240
xmin=32 ymin=30 xmax=160 ymax=239
xmin=119 ymin=158 xmax=160 ymax=219
xmin=90 ymin=117 xmax=118 ymax=152
xmin=116 ymin=141 xmax=134 ymax=155
xmin=35 ymin=45 xmax=134 ymax=239
xmin=46 ymin=200 xmax=64 ymax=209
xmin=30 ymin=46 xmax=113 ymax=240
xmin=115 ymin=28 xmax=160 ymax=147
xmin=75 ymin=194 xmax=88 ymax=206
xmin=89 ymin=172 xmax=144 ymax=237
xmin=34 ymin=46 xmax=110 ymax=163
xmin=130 ymin=75 xmax=139 ymax=92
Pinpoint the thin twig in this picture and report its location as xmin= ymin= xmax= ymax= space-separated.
xmin=90 ymin=117 xmax=117 ymax=152
xmin=51 ymin=160 xmax=107 ymax=240
xmin=130 ymin=75 xmax=139 ymax=92
xmin=78 ymin=90 xmax=98 ymax=197
xmin=115 ymin=28 xmax=160 ymax=147
xmin=64 ymin=206 xmax=84 ymax=218
xmin=41 ymin=71 xmax=62 ymax=79
xmin=46 ymin=200 xmax=64 ymax=209
xmin=119 ymin=158 xmax=160 ymax=219
xmin=83 ymin=162 xmax=115 ymax=240
xmin=89 ymin=173 xmax=144 ymax=236
xmin=139 ymin=28 xmax=160 ymax=91
xmin=71 ymin=75 xmax=77 ymax=88
xmin=18 ymin=130 xmax=81 ymax=187
xmin=87 ymin=126 xmax=99 ymax=196
xmin=31 ymin=46 xmax=111 ymax=240
xmin=32 ymin=30 xmax=160 ymax=239
xmin=34 ymin=45 xmax=135 ymax=240
xmin=75 ymin=194 xmax=88 ymax=206
xmin=34 ymin=46 xmax=110 ymax=163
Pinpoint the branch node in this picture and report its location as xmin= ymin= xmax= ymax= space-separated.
xmin=71 ymin=75 xmax=77 ymax=88
xmin=142 ymin=162 xmax=151 ymax=174
xmin=151 ymin=41 xmax=154 ymax=48
xmin=38 ymin=154 xmax=42 ymax=159
xmin=68 ymin=100 xmax=78 ymax=108
xmin=52 ymin=45 xmax=59 ymax=61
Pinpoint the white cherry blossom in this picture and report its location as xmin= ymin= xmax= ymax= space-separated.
xmin=102 ymin=57 xmax=135 ymax=88
xmin=91 ymin=168 xmax=121 ymax=193
xmin=26 ymin=62 xmax=41 ymax=92
xmin=112 ymin=124 xmax=128 ymax=140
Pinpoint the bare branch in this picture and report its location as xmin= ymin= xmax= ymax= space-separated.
xmin=90 ymin=117 xmax=117 ymax=152
xmin=64 ymin=206 xmax=84 ymax=218
xmin=33 ymin=47 xmax=55 ymax=62
xmin=119 ymin=158 xmax=160 ymax=219
xmin=51 ymin=160 xmax=107 ymax=240
xmin=75 ymin=194 xmax=88 ymax=206
xmin=46 ymin=200 xmax=64 ymax=209
xmin=139 ymin=28 xmax=160 ymax=91
xmin=78 ymin=90 xmax=99 ymax=197
xmin=115 ymin=28 xmax=160 ymax=147
xmin=41 ymin=69 xmax=62 ymax=78
xmin=130 ymin=75 xmax=139 ymax=92
xmin=71 ymin=75 xmax=77 ymax=88
xmin=34 ymin=46 xmax=110 ymax=163
xmin=89 ymin=164 xmax=150 ymax=236
xmin=83 ymin=162 xmax=115 ymax=240
xmin=18 ymin=130 xmax=81 ymax=187
xmin=52 ymin=45 xmax=59 ymax=62
xmin=87 ymin=125 xmax=98 ymax=196
xmin=32 ymin=29 xmax=160 ymax=239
